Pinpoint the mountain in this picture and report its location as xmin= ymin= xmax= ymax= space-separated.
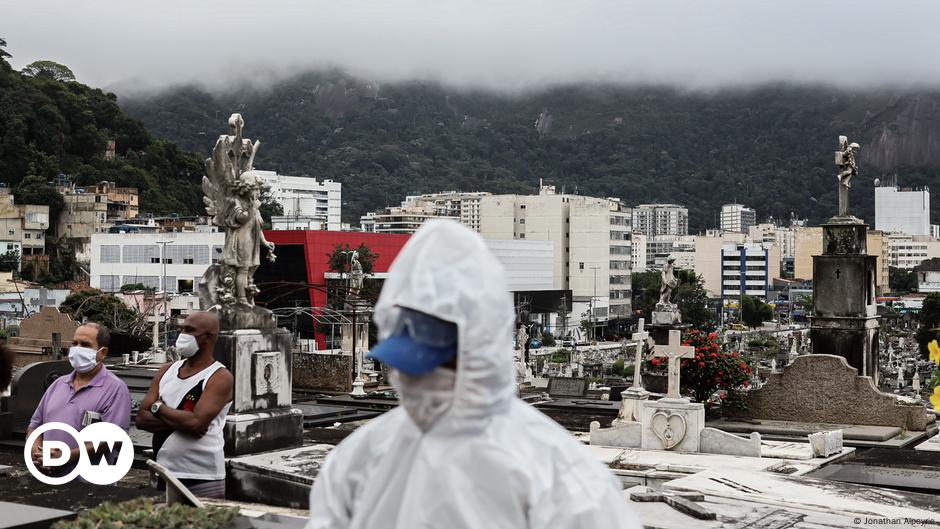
xmin=0 ymin=49 xmax=204 ymax=217
xmin=116 ymin=72 xmax=940 ymax=232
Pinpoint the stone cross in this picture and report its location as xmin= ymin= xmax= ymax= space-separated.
xmin=28 ymin=288 xmax=53 ymax=309
xmin=652 ymin=330 xmax=696 ymax=400
xmin=630 ymin=318 xmax=651 ymax=390
xmin=629 ymin=490 xmax=716 ymax=520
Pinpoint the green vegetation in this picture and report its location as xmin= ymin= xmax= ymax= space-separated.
xmin=917 ymin=292 xmax=940 ymax=358
xmin=889 ymin=266 xmax=918 ymax=294
xmin=0 ymin=40 xmax=204 ymax=218
xmin=51 ymin=498 xmax=238 ymax=529
xmin=120 ymin=70 xmax=940 ymax=230
xmin=741 ymin=295 xmax=774 ymax=328
xmin=59 ymin=289 xmax=146 ymax=336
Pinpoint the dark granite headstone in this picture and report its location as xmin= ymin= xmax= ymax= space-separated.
xmin=547 ymin=377 xmax=589 ymax=398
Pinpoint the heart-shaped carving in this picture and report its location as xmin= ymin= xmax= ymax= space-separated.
xmin=650 ymin=411 xmax=688 ymax=450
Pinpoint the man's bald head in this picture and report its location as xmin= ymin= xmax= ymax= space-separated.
xmin=180 ymin=311 xmax=220 ymax=357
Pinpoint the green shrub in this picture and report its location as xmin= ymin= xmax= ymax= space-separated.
xmin=52 ymin=498 xmax=239 ymax=529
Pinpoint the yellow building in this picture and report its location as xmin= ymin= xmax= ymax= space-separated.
xmin=794 ymin=227 xmax=888 ymax=294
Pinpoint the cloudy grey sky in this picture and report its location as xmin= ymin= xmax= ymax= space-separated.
xmin=4 ymin=0 xmax=940 ymax=93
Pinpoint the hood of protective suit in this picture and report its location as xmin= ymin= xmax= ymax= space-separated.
xmin=374 ymin=219 xmax=514 ymax=430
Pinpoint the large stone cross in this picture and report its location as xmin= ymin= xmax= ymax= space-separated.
xmin=630 ymin=318 xmax=652 ymax=390
xmin=652 ymin=329 xmax=695 ymax=400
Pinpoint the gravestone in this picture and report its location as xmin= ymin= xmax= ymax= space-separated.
xmin=293 ymin=352 xmax=352 ymax=393
xmin=8 ymin=307 xmax=79 ymax=358
xmin=745 ymin=354 xmax=934 ymax=431
xmin=614 ymin=318 xmax=653 ymax=424
xmin=547 ymin=376 xmax=589 ymax=398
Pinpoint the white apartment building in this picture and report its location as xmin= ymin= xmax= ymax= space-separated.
xmin=647 ymin=235 xmax=679 ymax=269
xmin=480 ymin=184 xmax=632 ymax=326
xmin=90 ymin=230 xmax=225 ymax=294
xmin=484 ymin=239 xmax=554 ymax=292
xmin=608 ymin=199 xmax=633 ymax=318
xmin=360 ymin=191 xmax=490 ymax=234
xmin=748 ymin=223 xmax=797 ymax=260
xmin=875 ymin=185 xmax=930 ymax=236
xmin=633 ymin=204 xmax=688 ymax=237
xmin=631 ymin=233 xmax=647 ymax=273
xmin=258 ymin=171 xmax=342 ymax=231
xmin=720 ymin=242 xmax=780 ymax=304
xmin=886 ymin=233 xmax=940 ymax=269
xmin=720 ymin=203 xmax=757 ymax=234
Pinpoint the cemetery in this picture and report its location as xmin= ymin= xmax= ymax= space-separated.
xmin=0 ymin=121 xmax=938 ymax=529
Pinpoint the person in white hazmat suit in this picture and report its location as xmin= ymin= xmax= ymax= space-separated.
xmin=306 ymin=219 xmax=641 ymax=529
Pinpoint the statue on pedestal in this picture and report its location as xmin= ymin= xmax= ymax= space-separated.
xmin=835 ymin=135 xmax=860 ymax=218
xmin=199 ymin=114 xmax=277 ymax=327
xmin=657 ymin=256 xmax=678 ymax=308
xmin=349 ymin=250 xmax=364 ymax=294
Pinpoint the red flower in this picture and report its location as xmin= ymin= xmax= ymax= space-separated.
xmin=651 ymin=357 xmax=661 ymax=366
xmin=709 ymin=353 xmax=718 ymax=359
xmin=732 ymin=352 xmax=739 ymax=358
xmin=744 ymin=380 xmax=750 ymax=388
xmin=698 ymin=362 xmax=705 ymax=368
xmin=740 ymin=362 xmax=747 ymax=369
xmin=708 ymin=332 xmax=718 ymax=341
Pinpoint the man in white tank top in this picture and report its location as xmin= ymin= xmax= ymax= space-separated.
xmin=137 ymin=311 xmax=233 ymax=498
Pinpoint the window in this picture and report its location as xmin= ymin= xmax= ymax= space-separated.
xmin=7 ymin=230 xmax=13 ymax=236
xmin=24 ymin=233 xmax=30 ymax=239
xmin=579 ymin=262 xmax=584 ymax=270
xmin=184 ymin=258 xmax=194 ymax=264
xmin=164 ymin=258 xmax=173 ymax=264
xmin=100 ymin=245 xmax=121 ymax=263
xmin=519 ymin=219 xmax=525 ymax=225
xmin=151 ymin=257 xmax=160 ymax=263
xmin=124 ymin=245 xmax=161 ymax=263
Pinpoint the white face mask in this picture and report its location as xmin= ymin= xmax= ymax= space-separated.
xmin=68 ymin=346 xmax=100 ymax=373
xmin=175 ymin=333 xmax=199 ymax=358
xmin=392 ymin=367 xmax=456 ymax=432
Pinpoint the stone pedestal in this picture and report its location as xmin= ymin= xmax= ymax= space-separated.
xmin=214 ymin=328 xmax=303 ymax=456
xmin=810 ymin=218 xmax=880 ymax=383
xmin=640 ymin=398 xmax=705 ymax=452
xmin=613 ymin=387 xmax=649 ymax=424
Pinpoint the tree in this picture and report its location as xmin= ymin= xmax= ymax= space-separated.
xmin=741 ymin=295 xmax=773 ymax=328
xmin=327 ymin=243 xmax=377 ymax=275
xmin=21 ymin=60 xmax=75 ymax=82
xmin=258 ymin=185 xmax=284 ymax=229
xmin=59 ymin=289 xmax=145 ymax=336
xmin=0 ymin=250 xmax=19 ymax=273
xmin=889 ymin=266 xmax=918 ymax=294
xmin=0 ymin=37 xmax=10 ymax=60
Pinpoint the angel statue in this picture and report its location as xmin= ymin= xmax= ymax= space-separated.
xmin=200 ymin=114 xmax=276 ymax=310
xmin=835 ymin=135 xmax=860 ymax=217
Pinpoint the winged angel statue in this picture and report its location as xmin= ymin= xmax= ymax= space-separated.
xmin=201 ymin=113 xmax=276 ymax=309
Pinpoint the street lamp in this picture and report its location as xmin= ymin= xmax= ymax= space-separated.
xmin=156 ymin=240 xmax=174 ymax=349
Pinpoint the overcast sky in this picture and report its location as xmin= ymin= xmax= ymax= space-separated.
xmin=4 ymin=0 xmax=940 ymax=93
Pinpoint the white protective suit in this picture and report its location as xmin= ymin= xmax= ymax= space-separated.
xmin=307 ymin=220 xmax=641 ymax=529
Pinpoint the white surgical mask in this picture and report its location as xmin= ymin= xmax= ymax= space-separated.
xmin=68 ymin=346 xmax=100 ymax=373
xmin=392 ymin=367 xmax=456 ymax=432
xmin=175 ymin=333 xmax=199 ymax=358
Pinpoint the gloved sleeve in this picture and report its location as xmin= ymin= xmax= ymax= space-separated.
xmin=306 ymin=444 xmax=354 ymax=529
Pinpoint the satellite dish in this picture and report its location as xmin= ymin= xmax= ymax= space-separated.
xmin=874 ymin=178 xmax=881 ymax=186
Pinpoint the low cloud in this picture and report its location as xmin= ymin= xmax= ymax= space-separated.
xmin=4 ymin=0 xmax=940 ymax=93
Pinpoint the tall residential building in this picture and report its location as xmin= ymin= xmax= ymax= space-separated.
xmin=632 ymin=204 xmax=688 ymax=237
xmin=748 ymin=223 xmax=796 ymax=260
xmin=258 ymin=171 xmax=342 ymax=231
xmin=719 ymin=242 xmax=781 ymax=305
xmin=630 ymin=233 xmax=647 ymax=273
xmin=90 ymin=230 xmax=225 ymax=294
xmin=885 ymin=233 xmax=940 ymax=269
xmin=875 ymin=185 xmax=930 ymax=236
xmin=360 ymin=191 xmax=490 ymax=234
xmin=479 ymin=184 xmax=632 ymax=324
xmin=720 ymin=203 xmax=757 ymax=234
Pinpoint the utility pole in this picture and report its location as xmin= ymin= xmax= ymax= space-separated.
xmin=590 ymin=266 xmax=600 ymax=343
xmin=156 ymin=240 xmax=174 ymax=349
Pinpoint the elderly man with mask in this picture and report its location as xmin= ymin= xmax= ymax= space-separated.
xmin=27 ymin=322 xmax=131 ymax=475
xmin=307 ymin=220 xmax=640 ymax=529
xmin=137 ymin=311 xmax=233 ymax=498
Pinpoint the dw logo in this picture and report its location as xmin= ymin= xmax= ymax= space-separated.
xmin=24 ymin=422 xmax=134 ymax=485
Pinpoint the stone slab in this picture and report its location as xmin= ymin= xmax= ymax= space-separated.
xmin=589 ymin=421 xmax=642 ymax=448
xmin=0 ymin=501 xmax=74 ymax=529
xmin=744 ymin=354 xmax=935 ymax=431
xmin=664 ymin=468 xmax=940 ymax=522
xmin=223 ymin=407 xmax=304 ymax=457
xmin=711 ymin=419 xmax=902 ymax=441
xmin=759 ymin=441 xmax=816 ymax=460
xmin=809 ymin=430 xmax=843 ymax=457
xmin=293 ymin=352 xmax=352 ymax=393
xmin=811 ymin=463 xmax=940 ymax=495
xmin=227 ymin=444 xmax=334 ymax=509
xmin=700 ymin=428 xmax=761 ymax=457
xmin=914 ymin=433 xmax=940 ymax=452
xmin=546 ymin=376 xmax=589 ymax=398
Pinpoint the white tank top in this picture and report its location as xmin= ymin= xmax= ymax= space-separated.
xmin=156 ymin=360 xmax=231 ymax=480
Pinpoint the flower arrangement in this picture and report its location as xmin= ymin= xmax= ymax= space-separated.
xmin=649 ymin=329 xmax=753 ymax=410
xmin=928 ymin=340 xmax=940 ymax=411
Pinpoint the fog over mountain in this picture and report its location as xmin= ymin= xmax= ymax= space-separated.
xmin=5 ymin=0 xmax=940 ymax=93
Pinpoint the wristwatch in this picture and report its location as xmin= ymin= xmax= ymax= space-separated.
xmin=151 ymin=400 xmax=163 ymax=415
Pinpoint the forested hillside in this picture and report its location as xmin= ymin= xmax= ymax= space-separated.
xmin=0 ymin=39 xmax=204 ymax=218
xmin=120 ymin=70 xmax=940 ymax=231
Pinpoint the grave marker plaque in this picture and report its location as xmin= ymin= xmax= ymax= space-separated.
xmin=547 ymin=377 xmax=589 ymax=398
